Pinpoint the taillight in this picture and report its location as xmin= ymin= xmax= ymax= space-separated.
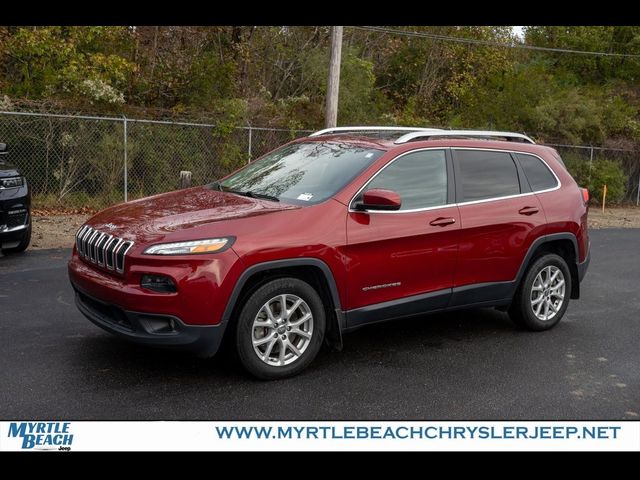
xmin=581 ymin=188 xmax=589 ymax=204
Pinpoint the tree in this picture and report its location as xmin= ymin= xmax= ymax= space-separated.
xmin=0 ymin=27 xmax=134 ymax=108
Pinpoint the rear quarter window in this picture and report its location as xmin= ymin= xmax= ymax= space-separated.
xmin=516 ymin=153 xmax=558 ymax=191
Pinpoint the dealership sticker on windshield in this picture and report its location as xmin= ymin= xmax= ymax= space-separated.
xmin=297 ymin=193 xmax=314 ymax=201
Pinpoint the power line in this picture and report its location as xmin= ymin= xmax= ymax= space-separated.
xmin=350 ymin=26 xmax=640 ymax=59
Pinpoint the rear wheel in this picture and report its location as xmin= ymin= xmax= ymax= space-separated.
xmin=2 ymin=217 xmax=31 ymax=254
xmin=235 ymin=277 xmax=325 ymax=380
xmin=509 ymin=253 xmax=571 ymax=331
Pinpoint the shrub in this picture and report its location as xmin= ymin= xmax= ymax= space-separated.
xmin=564 ymin=154 xmax=627 ymax=204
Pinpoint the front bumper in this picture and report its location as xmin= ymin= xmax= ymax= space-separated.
xmin=68 ymin=247 xmax=241 ymax=325
xmin=0 ymin=222 xmax=29 ymax=245
xmin=0 ymin=187 xmax=30 ymax=246
xmin=68 ymin=246 xmax=243 ymax=357
xmin=73 ymin=284 xmax=225 ymax=357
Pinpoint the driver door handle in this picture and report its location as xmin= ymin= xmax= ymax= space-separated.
xmin=429 ymin=217 xmax=456 ymax=227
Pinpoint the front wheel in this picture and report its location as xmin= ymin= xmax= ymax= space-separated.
xmin=235 ymin=277 xmax=326 ymax=380
xmin=509 ymin=253 xmax=572 ymax=331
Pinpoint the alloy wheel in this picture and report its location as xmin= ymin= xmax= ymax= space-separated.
xmin=252 ymin=294 xmax=314 ymax=366
xmin=530 ymin=265 xmax=566 ymax=321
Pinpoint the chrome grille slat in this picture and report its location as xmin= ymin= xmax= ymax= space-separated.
xmin=92 ymin=232 xmax=106 ymax=263
xmin=115 ymin=241 xmax=133 ymax=273
xmin=114 ymin=242 xmax=126 ymax=273
xmin=76 ymin=226 xmax=88 ymax=254
xmin=86 ymin=231 xmax=95 ymax=261
xmin=87 ymin=231 xmax=100 ymax=262
xmin=105 ymin=237 xmax=120 ymax=269
xmin=96 ymin=234 xmax=110 ymax=266
xmin=108 ymin=239 xmax=124 ymax=271
xmin=79 ymin=228 xmax=88 ymax=256
xmin=81 ymin=228 xmax=94 ymax=258
xmin=75 ymin=225 xmax=134 ymax=274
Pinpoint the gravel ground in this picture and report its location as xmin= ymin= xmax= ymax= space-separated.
xmin=588 ymin=207 xmax=640 ymax=229
xmin=31 ymin=214 xmax=89 ymax=250
xmin=28 ymin=207 xmax=640 ymax=250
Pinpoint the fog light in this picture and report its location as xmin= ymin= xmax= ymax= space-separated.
xmin=136 ymin=314 xmax=179 ymax=334
xmin=141 ymin=274 xmax=177 ymax=293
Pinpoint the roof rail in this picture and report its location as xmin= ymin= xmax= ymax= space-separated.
xmin=309 ymin=126 xmax=443 ymax=137
xmin=395 ymin=130 xmax=535 ymax=144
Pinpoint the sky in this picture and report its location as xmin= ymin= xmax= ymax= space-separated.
xmin=512 ymin=26 xmax=525 ymax=39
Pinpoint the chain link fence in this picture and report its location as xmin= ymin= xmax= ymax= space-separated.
xmin=0 ymin=111 xmax=312 ymax=209
xmin=1 ymin=110 xmax=639 ymax=208
xmin=547 ymin=144 xmax=640 ymax=205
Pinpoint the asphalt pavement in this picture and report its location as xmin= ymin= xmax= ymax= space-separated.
xmin=0 ymin=229 xmax=638 ymax=420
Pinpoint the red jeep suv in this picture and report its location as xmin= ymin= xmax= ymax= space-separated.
xmin=68 ymin=127 xmax=590 ymax=379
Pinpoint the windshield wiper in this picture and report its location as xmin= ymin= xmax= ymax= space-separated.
xmin=217 ymin=184 xmax=279 ymax=202
xmin=242 ymin=190 xmax=280 ymax=202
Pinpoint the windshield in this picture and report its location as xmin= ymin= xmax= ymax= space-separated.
xmin=217 ymin=142 xmax=384 ymax=205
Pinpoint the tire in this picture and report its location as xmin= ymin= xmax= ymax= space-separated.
xmin=509 ymin=253 xmax=572 ymax=331
xmin=2 ymin=217 xmax=31 ymax=254
xmin=235 ymin=277 xmax=326 ymax=380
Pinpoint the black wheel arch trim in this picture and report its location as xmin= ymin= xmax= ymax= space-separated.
xmin=220 ymin=257 xmax=345 ymax=349
xmin=515 ymin=232 xmax=582 ymax=299
xmin=515 ymin=233 xmax=578 ymax=282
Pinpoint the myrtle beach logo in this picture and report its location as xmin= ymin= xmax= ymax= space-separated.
xmin=7 ymin=422 xmax=73 ymax=450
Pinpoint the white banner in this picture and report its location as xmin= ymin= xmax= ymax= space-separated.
xmin=0 ymin=421 xmax=638 ymax=451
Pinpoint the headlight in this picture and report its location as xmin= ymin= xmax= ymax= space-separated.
xmin=143 ymin=237 xmax=234 ymax=255
xmin=0 ymin=176 xmax=24 ymax=189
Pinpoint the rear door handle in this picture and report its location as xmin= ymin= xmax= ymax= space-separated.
xmin=429 ymin=217 xmax=456 ymax=227
xmin=518 ymin=206 xmax=539 ymax=216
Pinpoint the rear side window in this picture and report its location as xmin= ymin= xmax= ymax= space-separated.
xmin=456 ymin=150 xmax=520 ymax=202
xmin=364 ymin=149 xmax=447 ymax=210
xmin=516 ymin=153 xmax=558 ymax=191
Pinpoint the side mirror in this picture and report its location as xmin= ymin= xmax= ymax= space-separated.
xmin=0 ymin=143 xmax=7 ymax=154
xmin=355 ymin=188 xmax=401 ymax=211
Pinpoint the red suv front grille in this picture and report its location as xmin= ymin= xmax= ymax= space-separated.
xmin=75 ymin=225 xmax=134 ymax=274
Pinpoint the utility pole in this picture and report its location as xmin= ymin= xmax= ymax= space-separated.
xmin=325 ymin=26 xmax=343 ymax=128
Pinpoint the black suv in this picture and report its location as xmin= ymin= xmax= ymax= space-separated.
xmin=0 ymin=143 xmax=31 ymax=253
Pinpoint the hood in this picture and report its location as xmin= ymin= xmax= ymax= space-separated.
xmin=86 ymin=186 xmax=300 ymax=243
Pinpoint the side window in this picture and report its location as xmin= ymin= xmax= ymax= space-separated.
xmin=456 ymin=150 xmax=520 ymax=202
xmin=364 ymin=149 xmax=447 ymax=210
xmin=516 ymin=153 xmax=558 ymax=191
